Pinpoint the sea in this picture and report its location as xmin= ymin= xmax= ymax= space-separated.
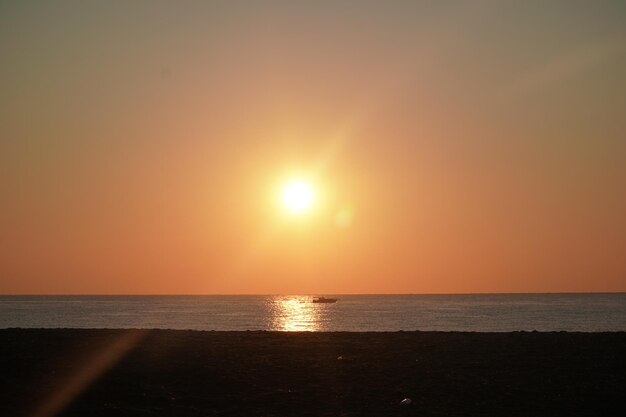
xmin=1 ymin=294 xmax=625 ymax=332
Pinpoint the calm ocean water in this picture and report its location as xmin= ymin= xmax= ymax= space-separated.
xmin=1 ymin=294 xmax=625 ymax=332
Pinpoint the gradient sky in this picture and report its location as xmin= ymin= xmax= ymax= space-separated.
xmin=1 ymin=1 xmax=625 ymax=294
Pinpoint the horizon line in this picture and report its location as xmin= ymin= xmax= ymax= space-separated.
xmin=1 ymin=291 xmax=625 ymax=297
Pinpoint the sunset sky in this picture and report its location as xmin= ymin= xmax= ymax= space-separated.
xmin=1 ymin=1 xmax=625 ymax=294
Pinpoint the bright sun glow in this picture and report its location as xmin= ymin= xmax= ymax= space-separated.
xmin=281 ymin=179 xmax=315 ymax=214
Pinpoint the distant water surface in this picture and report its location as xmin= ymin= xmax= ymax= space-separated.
xmin=1 ymin=294 xmax=625 ymax=332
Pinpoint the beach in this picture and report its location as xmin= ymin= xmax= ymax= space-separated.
xmin=1 ymin=329 xmax=624 ymax=417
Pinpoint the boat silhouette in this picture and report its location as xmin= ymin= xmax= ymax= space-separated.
xmin=312 ymin=297 xmax=338 ymax=303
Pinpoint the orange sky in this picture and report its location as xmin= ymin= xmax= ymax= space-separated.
xmin=1 ymin=2 xmax=625 ymax=294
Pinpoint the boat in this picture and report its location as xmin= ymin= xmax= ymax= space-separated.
xmin=312 ymin=297 xmax=338 ymax=303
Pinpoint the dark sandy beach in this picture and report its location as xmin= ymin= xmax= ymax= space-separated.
xmin=1 ymin=329 xmax=624 ymax=417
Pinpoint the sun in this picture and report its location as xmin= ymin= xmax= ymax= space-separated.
xmin=281 ymin=179 xmax=315 ymax=214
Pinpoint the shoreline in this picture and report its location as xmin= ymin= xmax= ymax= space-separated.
xmin=1 ymin=329 xmax=624 ymax=416
xmin=3 ymin=327 xmax=626 ymax=333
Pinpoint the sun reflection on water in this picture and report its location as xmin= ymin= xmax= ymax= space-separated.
xmin=269 ymin=296 xmax=326 ymax=331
